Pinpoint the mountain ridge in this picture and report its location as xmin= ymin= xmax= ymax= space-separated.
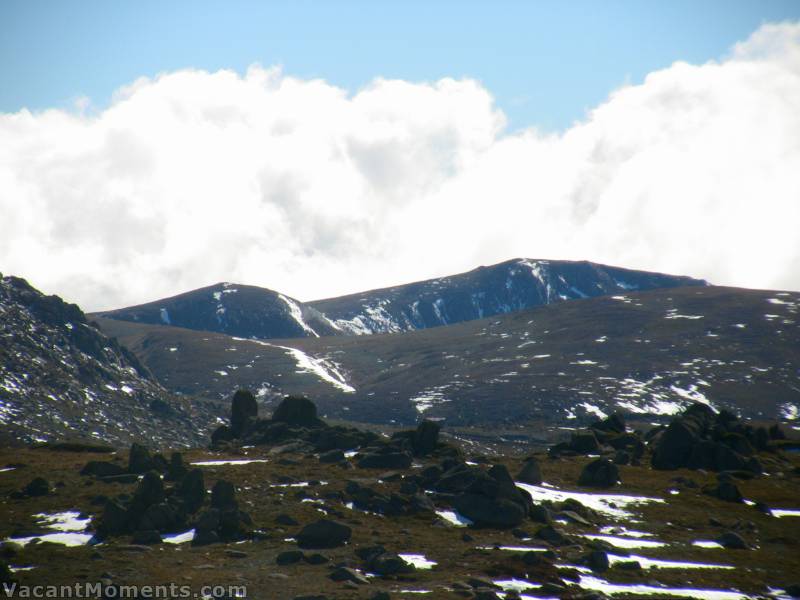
xmin=97 ymin=257 xmax=708 ymax=340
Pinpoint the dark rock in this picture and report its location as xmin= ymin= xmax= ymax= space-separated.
xmin=329 ymin=567 xmax=369 ymax=584
xmin=140 ymin=502 xmax=183 ymax=533
xmin=177 ymin=469 xmax=206 ymax=513
xmin=130 ymin=471 xmax=165 ymax=514
xmin=357 ymin=452 xmax=412 ymax=470
xmin=412 ymin=420 xmax=440 ymax=456
xmin=535 ymin=525 xmax=570 ymax=546
xmin=529 ymin=504 xmax=553 ymax=524
xmin=22 ymin=477 xmax=50 ymax=497
xmin=452 ymin=464 xmax=532 ymax=528
xmin=370 ymin=552 xmax=416 ymax=576
xmin=592 ymin=412 xmax=626 ymax=434
xmin=165 ymin=452 xmax=187 ymax=481
xmin=211 ymin=425 xmax=234 ymax=446
xmin=211 ymin=480 xmax=237 ymax=510
xmin=128 ymin=443 xmax=157 ymax=474
xmin=304 ymin=553 xmax=329 ymax=565
xmin=569 ymin=431 xmax=601 ymax=454
xmin=651 ymin=420 xmax=698 ymax=470
xmin=716 ymin=531 xmax=749 ymax=549
xmin=231 ymin=389 xmax=258 ymax=436
xmin=578 ymin=459 xmax=619 ymax=487
xmin=709 ymin=480 xmax=743 ymax=503
xmin=585 ymin=550 xmax=609 ymax=572
xmin=272 ymin=396 xmax=321 ymax=427
xmin=81 ymin=461 xmax=126 ymax=478
xmin=276 ymin=550 xmax=304 ymax=565
xmin=98 ymin=500 xmax=129 ymax=537
xmin=297 ymin=519 xmax=352 ymax=549
xmin=516 ymin=457 xmax=542 ymax=485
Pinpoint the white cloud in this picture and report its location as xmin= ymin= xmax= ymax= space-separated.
xmin=2 ymin=22 xmax=799 ymax=311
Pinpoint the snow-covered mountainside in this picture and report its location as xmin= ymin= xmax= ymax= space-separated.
xmin=98 ymin=285 xmax=800 ymax=430
xmin=100 ymin=259 xmax=706 ymax=340
xmin=0 ymin=274 xmax=212 ymax=446
xmin=309 ymin=258 xmax=707 ymax=335
xmin=98 ymin=282 xmax=340 ymax=339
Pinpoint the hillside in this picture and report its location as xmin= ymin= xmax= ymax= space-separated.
xmin=0 ymin=274 xmax=215 ymax=446
xmin=97 ymin=259 xmax=706 ymax=339
xmin=309 ymin=258 xmax=707 ymax=335
xmin=96 ymin=285 xmax=800 ymax=430
xmin=97 ymin=282 xmax=340 ymax=339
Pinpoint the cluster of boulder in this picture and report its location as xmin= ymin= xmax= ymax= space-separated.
xmin=549 ymin=412 xmax=644 ymax=466
xmin=648 ymin=403 xmax=774 ymax=473
xmin=82 ymin=446 xmax=250 ymax=545
xmin=213 ymin=391 xmax=463 ymax=468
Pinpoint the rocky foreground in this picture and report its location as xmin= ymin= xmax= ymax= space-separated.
xmin=1 ymin=394 xmax=800 ymax=599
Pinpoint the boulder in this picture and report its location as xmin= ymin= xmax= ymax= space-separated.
xmin=591 ymin=412 xmax=626 ymax=434
xmin=569 ymin=431 xmax=600 ymax=454
xmin=97 ymin=500 xmax=129 ymax=537
xmin=329 ymin=567 xmax=369 ymax=584
xmin=128 ymin=443 xmax=155 ymax=474
xmin=165 ymin=452 xmax=187 ymax=481
xmin=231 ymin=389 xmax=258 ymax=436
xmin=584 ymin=550 xmax=609 ymax=572
xmin=708 ymin=480 xmax=743 ymax=503
xmin=211 ymin=480 xmax=237 ymax=510
xmin=129 ymin=471 xmax=165 ymax=517
xmin=211 ymin=425 xmax=234 ymax=446
xmin=357 ymin=452 xmax=412 ymax=470
xmin=276 ymin=550 xmax=304 ymax=565
xmin=412 ymin=420 xmax=440 ymax=456
xmin=177 ymin=469 xmax=206 ymax=513
xmin=535 ymin=525 xmax=570 ymax=546
xmin=578 ymin=459 xmax=619 ymax=488
xmin=452 ymin=465 xmax=532 ymax=528
xmin=297 ymin=519 xmax=352 ymax=549
xmin=516 ymin=457 xmax=542 ymax=485
xmin=651 ymin=420 xmax=697 ymax=470
xmin=370 ymin=552 xmax=416 ymax=576
xmin=272 ymin=396 xmax=321 ymax=427
xmin=716 ymin=531 xmax=748 ymax=550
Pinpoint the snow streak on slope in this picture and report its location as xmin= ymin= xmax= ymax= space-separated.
xmin=231 ymin=338 xmax=354 ymax=393
xmin=278 ymin=294 xmax=320 ymax=338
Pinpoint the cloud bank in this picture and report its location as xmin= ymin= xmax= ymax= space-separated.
xmin=2 ymin=22 xmax=799 ymax=311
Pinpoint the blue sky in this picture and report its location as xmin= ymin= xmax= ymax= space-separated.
xmin=2 ymin=0 xmax=799 ymax=131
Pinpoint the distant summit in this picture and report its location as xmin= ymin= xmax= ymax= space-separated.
xmin=98 ymin=258 xmax=706 ymax=340
xmin=98 ymin=282 xmax=340 ymax=340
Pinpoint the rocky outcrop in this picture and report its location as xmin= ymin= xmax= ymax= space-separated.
xmin=578 ymin=459 xmax=620 ymax=488
xmin=651 ymin=404 xmax=765 ymax=473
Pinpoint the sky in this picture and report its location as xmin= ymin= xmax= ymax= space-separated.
xmin=1 ymin=2 xmax=800 ymax=310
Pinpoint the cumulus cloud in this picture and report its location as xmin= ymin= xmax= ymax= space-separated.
xmin=1 ymin=22 xmax=799 ymax=311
